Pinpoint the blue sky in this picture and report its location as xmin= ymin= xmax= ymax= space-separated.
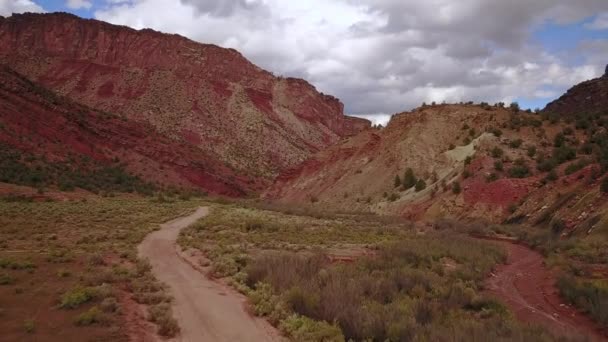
xmin=5 ymin=1 xmax=608 ymax=123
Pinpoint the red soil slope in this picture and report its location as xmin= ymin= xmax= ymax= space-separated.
xmin=0 ymin=65 xmax=248 ymax=195
xmin=0 ymin=12 xmax=369 ymax=185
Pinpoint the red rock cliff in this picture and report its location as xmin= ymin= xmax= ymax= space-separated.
xmin=0 ymin=12 xmax=370 ymax=185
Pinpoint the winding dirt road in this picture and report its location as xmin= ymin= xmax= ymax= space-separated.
xmin=138 ymin=207 xmax=281 ymax=342
xmin=484 ymin=239 xmax=607 ymax=341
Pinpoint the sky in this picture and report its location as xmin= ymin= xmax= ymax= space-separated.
xmin=1 ymin=1 xmax=608 ymax=126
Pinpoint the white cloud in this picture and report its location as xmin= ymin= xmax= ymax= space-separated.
xmin=585 ymin=13 xmax=608 ymax=30
xmin=0 ymin=0 xmax=44 ymax=16
xmin=66 ymin=0 xmax=92 ymax=10
xmin=94 ymin=0 xmax=608 ymax=117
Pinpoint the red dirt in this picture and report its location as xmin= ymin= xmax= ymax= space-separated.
xmin=483 ymin=238 xmax=607 ymax=341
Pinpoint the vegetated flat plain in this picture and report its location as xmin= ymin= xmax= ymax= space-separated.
xmin=0 ymin=196 xmax=203 ymax=341
xmin=178 ymin=204 xmax=557 ymax=341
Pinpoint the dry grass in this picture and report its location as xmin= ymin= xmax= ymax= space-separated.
xmin=0 ymin=196 xmax=203 ymax=341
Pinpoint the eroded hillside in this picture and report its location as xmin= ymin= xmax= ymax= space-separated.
xmin=267 ymin=92 xmax=608 ymax=231
xmin=0 ymin=65 xmax=249 ymax=195
xmin=0 ymin=12 xmax=369 ymax=189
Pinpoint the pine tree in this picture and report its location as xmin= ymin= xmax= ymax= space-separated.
xmin=415 ymin=179 xmax=427 ymax=192
xmin=394 ymin=175 xmax=401 ymax=188
xmin=452 ymin=181 xmax=462 ymax=194
xmin=403 ymin=168 xmax=417 ymax=189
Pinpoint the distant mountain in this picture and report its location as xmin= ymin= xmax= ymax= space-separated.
xmin=0 ymin=12 xmax=369 ymax=194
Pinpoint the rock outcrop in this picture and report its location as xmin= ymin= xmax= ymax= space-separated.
xmin=0 ymin=12 xmax=370 ymax=192
xmin=543 ymin=74 xmax=608 ymax=118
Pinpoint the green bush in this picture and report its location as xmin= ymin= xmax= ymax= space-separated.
xmin=452 ymin=182 xmax=462 ymax=194
xmin=553 ymin=145 xmax=577 ymax=164
xmin=74 ymin=306 xmax=106 ymax=326
xmin=280 ymin=314 xmax=345 ymax=342
xmin=486 ymin=173 xmax=499 ymax=183
xmin=494 ymin=160 xmax=503 ymax=171
xmin=508 ymin=165 xmax=530 ymax=179
xmin=509 ymin=139 xmax=523 ymax=148
xmin=565 ymin=159 xmax=590 ymax=176
xmin=527 ymin=146 xmax=537 ymax=157
xmin=148 ymin=303 xmax=180 ymax=337
xmin=60 ymin=287 xmax=94 ymax=309
xmin=490 ymin=147 xmax=503 ymax=158
xmin=415 ymin=179 xmax=427 ymax=192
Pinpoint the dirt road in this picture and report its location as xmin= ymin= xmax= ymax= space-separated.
xmin=484 ymin=239 xmax=607 ymax=341
xmin=138 ymin=207 xmax=281 ymax=342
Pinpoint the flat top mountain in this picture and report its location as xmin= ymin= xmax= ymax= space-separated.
xmin=0 ymin=12 xmax=369 ymax=194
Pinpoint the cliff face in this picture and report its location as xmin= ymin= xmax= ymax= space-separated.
xmin=0 ymin=12 xmax=370 ymax=189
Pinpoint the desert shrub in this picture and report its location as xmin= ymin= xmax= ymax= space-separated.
xmin=545 ymin=170 xmax=558 ymax=182
xmin=508 ymin=165 xmax=530 ymax=179
xmin=550 ymin=218 xmax=566 ymax=235
xmin=148 ymin=303 xmax=180 ymax=337
xmin=23 ymin=319 xmax=35 ymax=333
xmin=510 ymin=102 xmax=520 ymax=112
xmin=394 ymin=175 xmax=401 ymax=188
xmin=554 ymin=133 xmax=566 ymax=147
xmin=509 ymin=139 xmax=523 ymax=148
xmin=537 ymin=158 xmax=557 ymax=172
xmin=74 ymin=306 xmax=107 ymax=326
xmin=0 ymin=273 xmax=14 ymax=285
xmin=452 ymin=182 xmax=462 ymax=194
xmin=388 ymin=193 xmax=399 ymax=202
xmin=60 ymin=287 xmax=94 ymax=309
xmin=565 ymin=159 xmax=590 ymax=175
xmin=402 ymin=168 xmax=417 ymax=189
xmin=486 ymin=173 xmax=499 ymax=183
xmin=464 ymin=156 xmax=472 ymax=165
xmin=527 ymin=146 xmax=537 ymax=157
xmin=494 ymin=160 xmax=503 ymax=171
xmin=280 ymin=314 xmax=345 ymax=342
xmin=100 ymin=297 xmax=119 ymax=313
xmin=488 ymin=127 xmax=503 ymax=137
xmin=553 ymin=145 xmax=577 ymax=164
xmin=448 ymin=144 xmax=456 ymax=150
xmin=490 ymin=147 xmax=503 ymax=158
xmin=415 ymin=179 xmax=427 ymax=192
xmin=601 ymin=177 xmax=608 ymax=194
